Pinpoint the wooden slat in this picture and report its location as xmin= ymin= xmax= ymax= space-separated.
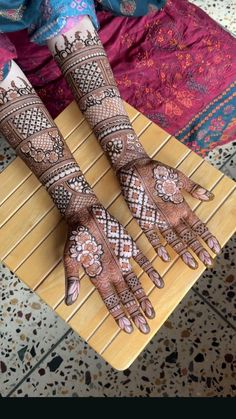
xmin=1 ymin=99 xmax=236 ymax=372
xmin=36 ymin=145 xmax=208 ymax=317
xmin=0 ymin=158 xmax=30 ymax=205
xmin=0 ymin=175 xmax=41 ymax=228
xmin=0 ymin=101 xmax=140 ymax=227
xmin=68 ymin=171 xmax=232 ymax=346
xmin=4 ymin=207 xmax=61 ymax=271
xmin=0 ymin=102 xmax=83 ymax=206
xmin=88 ymin=177 xmax=236 ymax=355
xmin=55 ymin=144 xmax=222 ymax=325
xmin=16 ymin=221 xmax=67 ymax=289
xmin=0 ymin=187 xmax=52 ymax=259
xmin=100 ymin=188 xmax=236 ymax=370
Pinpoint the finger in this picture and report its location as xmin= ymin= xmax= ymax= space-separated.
xmin=160 ymin=226 xmax=198 ymax=269
xmin=63 ymin=253 xmax=80 ymax=306
xmin=133 ymin=250 xmax=164 ymax=288
xmin=125 ymin=270 xmax=155 ymax=319
xmin=96 ymin=282 xmax=133 ymax=334
xmin=175 ymin=221 xmax=213 ymax=267
xmin=145 ymin=228 xmax=170 ymax=262
xmin=186 ymin=211 xmax=221 ymax=255
xmin=178 ymin=171 xmax=214 ymax=201
xmin=113 ymin=276 xmax=150 ymax=334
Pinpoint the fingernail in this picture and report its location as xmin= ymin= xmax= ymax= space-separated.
xmin=117 ymin=316 xmax=133 ymax=334
xmin=199 ymin=249 xmax=213 ymax=267
xmin=182 ymin=252 xmax=198 ymax=269
xmin=193 ymin=187 xmax=214 ymax=201
xmin=65 ymin=279 xmax=79 ymax=305
xmin=158 ymin=246 xmax=171 ymax=262
xmin=207 ymin=191 xmax=215 ymax=201
xmin=133 ymin=314 xmax=150 ymax=334
xmin=207 ymin=237 xmax=221 ymax=255
xmin=149 ymin=270 xmax=165 ymax=288
xmin=141 ymin=299 xmax=156 ymax=319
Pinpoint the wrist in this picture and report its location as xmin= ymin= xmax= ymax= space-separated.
xmin=100 ymin=128 xmax=149 ymax=172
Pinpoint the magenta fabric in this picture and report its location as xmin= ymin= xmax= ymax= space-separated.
xmin=97 ymin=1 xmax=236 ymax=136
xmin=3 ymin=0 xmax=236 ymax=155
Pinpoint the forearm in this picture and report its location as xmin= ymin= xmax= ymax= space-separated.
xmin=47 ymin=16 xmax=148 ymax=172
xmin=0 ymin=60 xmax=98 ymax=224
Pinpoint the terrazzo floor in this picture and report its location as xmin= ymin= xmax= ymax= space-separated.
xmin=0 ymin=0 xmax=236 ymax=397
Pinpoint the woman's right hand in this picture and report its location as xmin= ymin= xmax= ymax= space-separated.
xmin=63 ymin=203 xmax=164 ymax=334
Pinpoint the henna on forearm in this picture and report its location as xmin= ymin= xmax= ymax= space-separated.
xmin=47 ymin=16 xmax=148 ymax=172
xmin=0 ymin=61 xmax=164 ymax=334
xmin=0 ymin=61 xmax=98 ymax=225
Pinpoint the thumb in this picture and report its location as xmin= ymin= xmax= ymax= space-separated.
xmin=63 ymin=244 xmax=80 ymax=306
xmin=178 ymin=171 xmax=214 ymax=201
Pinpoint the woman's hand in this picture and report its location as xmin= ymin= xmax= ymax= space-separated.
xmin=63 ymin=203 xmax=164 ymax=334
xmin=119 ymin=159 xmax=221 ymax=269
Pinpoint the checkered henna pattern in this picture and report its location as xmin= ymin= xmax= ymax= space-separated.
xmin=0 ymin=61 xmax=164 ymax=335
xmin=119 ymin=160 xmax=221 ymax=268
xmin=49 ymin=16 xmax=148 ymax=173
xmin=48 ymin=16 xmax=221 ymax=269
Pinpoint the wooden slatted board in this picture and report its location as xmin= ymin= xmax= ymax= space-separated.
xmin=1 ymin=101 xmax=236 ymax=370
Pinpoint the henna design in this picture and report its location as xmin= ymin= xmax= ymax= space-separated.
xmin=92 ymin=204 xmax=138 ymax=272
xmin=119 ymin=158 xmax=220 ymax=269
xmin=188 ymin=217 xmax=221 ymax=255
xmin=20 ymin=130 xmax=64 ymax=164
xmin=0 ymin=63 xmax=163 ymax=335
xmin=0 ymin=76 xmax=98 ymax=220
xmin=0 ymin=78 xmax=35 ymax=105
xmin=69 ymin=225 xmax=104 ymax=277
xmin=50 ymin=20 xmax=148 ymax=171
xmin=154 ymin=165 xmax=183 ymax=204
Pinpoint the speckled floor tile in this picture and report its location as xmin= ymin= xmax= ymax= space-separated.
xmin=192 ymin=0 xmax=236 ymax=35
xmin=10 ymin=290 xmax=236 ymax=397
xmin=0 ymin=134 xmax=16 ymax=173
xmin=0 ymin=264 xmax=69 ymax=397
xmin=193 ymin=235 xmax=236 ymax=327
xmin=206 ymin=141 xmax=236 ymax=171
xmin=1 ymin=0 xmax=236 ymax=399
xmin=195 ymin=148 xmax=236 ymax=327
xmin=221 ymin=151 xmax=236 ymax=181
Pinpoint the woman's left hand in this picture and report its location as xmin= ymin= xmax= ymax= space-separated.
xmin=118 ymin=158 xmax=221 ymax=269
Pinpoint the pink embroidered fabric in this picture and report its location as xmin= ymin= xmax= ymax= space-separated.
xmin=1 ymin=0 xmax=235 ymax=154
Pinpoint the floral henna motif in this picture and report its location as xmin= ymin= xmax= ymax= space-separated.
xmin=0 ymin=63 xmax=164 ymax=336
xmin=0 ymin=74 xmax=99 ymax=222
xmin=69 ymin=225 xmax=104 ymax=277
xmin=104 ymin=139 xmax=123 ymax=165
xmin=119 ymin=158 xmax=221 ymax=269
xmin=20 ymin=130 xmax=64 ymax=164
xmin=154 ymin=165 xmax=183 ymax=204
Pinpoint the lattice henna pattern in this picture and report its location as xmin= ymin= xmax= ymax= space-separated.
xmin=0 ymin=77 xmax=98 ymax=222
xmin=92 ymin=204 xmax=138 ymax=272
xmin=0 ymin=64 xmax=164 ymax=335
xmin=53 ymin=29 xmax=148 ymax=171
